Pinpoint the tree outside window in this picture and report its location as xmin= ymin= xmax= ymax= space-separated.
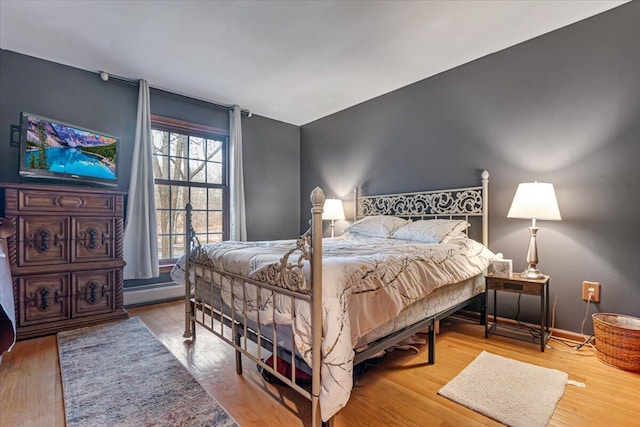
xmin=151 ymin=116 xmax=228 ymax=263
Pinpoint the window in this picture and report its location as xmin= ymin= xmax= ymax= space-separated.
xmin=151 ymin=115 xmax=229 ymax=263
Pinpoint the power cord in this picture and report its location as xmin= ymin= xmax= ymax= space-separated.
xmin=577 ymin=291 xmax=598 ymax=351
xmin=514 ymin=293 xmax=543 ymax=339
xmin=502 ymin=289 xmax=597 ymax=355
xmin=575 ymin=335 xmax=594 ymax=350
xmin=547 ymin=336 xmax=596 ymax=356
xmin=547 ymin=293 xmax=558 ymax=341
xmin=547 ymin=291 xmax=597 ymax=355
xmin=580 ymin=293 xmax=593 ymax=337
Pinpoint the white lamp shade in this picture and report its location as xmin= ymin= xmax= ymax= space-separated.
xmin=507 ymin=182 xmax=561 ymax=221
xmin=323 ymin=199 xmax=345 ymax=221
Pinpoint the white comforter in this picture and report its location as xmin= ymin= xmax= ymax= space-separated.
xmin=171 ymin=234 xmax=494 ymax=420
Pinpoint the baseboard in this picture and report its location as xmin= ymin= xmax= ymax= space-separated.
xmin=454 ymin=309 xmax=586 ymax=343
xmin=124 ymin=282 xmax=185 ymax=307
xmin=494 ymin=317 xmax=587 ymax=343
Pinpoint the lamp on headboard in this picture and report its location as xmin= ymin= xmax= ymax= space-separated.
xmin=322 ymin=199 xmax=345 ymax=238
xmin=507 ymin=182 xmax=561 ymax=279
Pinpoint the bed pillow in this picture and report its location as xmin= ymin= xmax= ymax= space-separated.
xmin=347 ymin=216 xmax=410 ymax=238
xmin=441 ymin=231 xmax=469 ymax=243
xmin=391 ymin=219 xmax=469 ymax=243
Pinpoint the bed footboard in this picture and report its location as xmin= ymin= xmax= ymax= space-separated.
xmin=183 ymin=188 xmax=326 ymax=427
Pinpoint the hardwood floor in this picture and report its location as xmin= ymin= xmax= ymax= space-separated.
xmin=1 ymin=300 xmax=639 ymax=426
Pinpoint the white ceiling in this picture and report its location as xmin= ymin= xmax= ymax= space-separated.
xmin=0 ymin=1 xmax=627 ymax=126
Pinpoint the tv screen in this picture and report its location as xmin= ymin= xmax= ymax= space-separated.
xmin=19 ymin=112 xmax=119 ymax=186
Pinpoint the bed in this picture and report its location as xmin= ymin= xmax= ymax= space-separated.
xmin=172 ymin=170 xmax=492 ymax=426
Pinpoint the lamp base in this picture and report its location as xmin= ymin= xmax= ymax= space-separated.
xmin=521 ymin=266 xmax=545 ymax=280
xmin=521 ymin=225 xmax=545 ymax=279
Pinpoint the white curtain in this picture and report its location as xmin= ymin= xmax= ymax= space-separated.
xmin=123 ymin=80 xmax=159 ymax=279
xmin=229 ymin=105 xmax=247 ymax=241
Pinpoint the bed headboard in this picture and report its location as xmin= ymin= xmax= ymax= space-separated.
xmin=354 ymin=170 xmax=489 ymax=246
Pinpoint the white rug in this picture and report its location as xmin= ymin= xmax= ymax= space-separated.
xmin=438 ymin=351 xmax=568 ymax=427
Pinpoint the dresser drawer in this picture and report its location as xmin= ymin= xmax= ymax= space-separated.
xmin=486 ymin=278 xmax=544 ymax=296
xmin=72 ymin=270 xmax=115 ymax=317
xmin=72 ymin=217 xmax=116 ymax=262
xmin=16 ymin=190 xmax=118 ymax=214
xmin=18 ymin=216 xmax=69 ymax=266
xmin=19 ymin=274 xmax=70 ymax=326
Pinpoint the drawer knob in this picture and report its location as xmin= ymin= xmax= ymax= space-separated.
xmin=38 ymin=287 xmax=51 ymax=311
xmin=37 ymin=229 xmax=50 ymax=252
xmin=35 ymin=228 xmax=61 ymax=252
xmin=87 ymin=281 xmax=100 ymax=304
xmin=87 ymin=228 xmax=100 ymax=251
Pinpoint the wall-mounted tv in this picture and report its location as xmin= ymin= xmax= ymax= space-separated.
xmin=19 ymin=112 xmax=119 ymax=186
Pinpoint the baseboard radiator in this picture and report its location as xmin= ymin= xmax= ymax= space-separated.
xmin=124 ymin=282 xmax=185 ymax=307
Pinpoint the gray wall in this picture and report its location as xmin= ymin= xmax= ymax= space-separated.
xmin=0 ymin=49 xmax=300 ymax=286
xmin=0 ymin=50 xmax=138 ymax=189
xmin=243 ymin=115 xmax=300 ymax=240
xmin=300 ymin=3 xmax=640 ymax=334
xmin=150 ymin=87 xmax=229 ymax=131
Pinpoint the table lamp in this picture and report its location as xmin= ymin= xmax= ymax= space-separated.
xmin=507 ymin=182 xmax=561 ymax=279
xmin=322 ymin=199 xmax=345 ymax=238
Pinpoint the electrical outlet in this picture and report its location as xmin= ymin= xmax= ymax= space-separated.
xmin=582 ymin=281 xmax=601 ymax=303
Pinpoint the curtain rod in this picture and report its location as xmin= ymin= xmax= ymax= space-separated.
xmin=98 ymin=71 xmax=252 ymax=117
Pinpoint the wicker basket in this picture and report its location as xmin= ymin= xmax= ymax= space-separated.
xmin=592 ymin=313 xmax=640 ymax=372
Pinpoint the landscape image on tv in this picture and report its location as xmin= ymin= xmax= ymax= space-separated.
xmin=23 ymin=114 xmax=117 ymax=181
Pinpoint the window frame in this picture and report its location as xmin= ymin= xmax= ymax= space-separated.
xmin=151 ymin=114 xmax=230 ymax=269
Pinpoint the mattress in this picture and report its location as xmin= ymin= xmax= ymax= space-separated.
xmin=190 ymin=273 xmax=483 ymax=354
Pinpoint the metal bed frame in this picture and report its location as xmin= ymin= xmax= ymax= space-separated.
xmin=182 ymin=170 xmax=489 ymax=427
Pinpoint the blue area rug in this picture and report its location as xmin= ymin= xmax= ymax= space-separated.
xmin=58 ymin=317 xmax=238 ymax=427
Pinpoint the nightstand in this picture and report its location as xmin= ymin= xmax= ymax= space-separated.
xmin=484 ymin=273 xmax=550 ymax=351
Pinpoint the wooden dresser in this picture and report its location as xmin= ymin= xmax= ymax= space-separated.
xmin=1 ymin=182 xmax=128 ymax=340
